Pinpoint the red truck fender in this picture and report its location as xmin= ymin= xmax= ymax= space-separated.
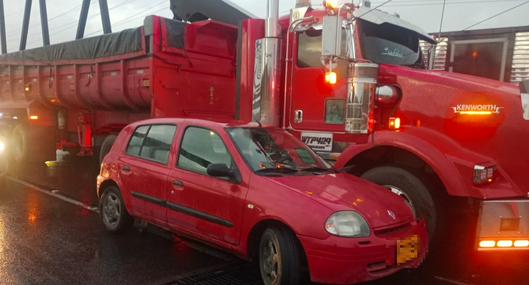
xmin=335 ymin=128 xmax=502 ymax=199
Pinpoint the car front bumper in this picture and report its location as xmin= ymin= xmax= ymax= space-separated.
xmin=298 ymin=220 xmax=428 ymax=285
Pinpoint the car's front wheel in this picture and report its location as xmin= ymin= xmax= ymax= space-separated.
xmin=100 ymin=186 xmax=132 ymax=233
xmin=259 ymin=227 xmax=303 ymax=285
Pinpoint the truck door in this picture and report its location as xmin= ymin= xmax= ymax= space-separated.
xmin=289 ymin=29 xmax=348 ymax=131
xmin=449 ymin=38 xmax=509 ymax=81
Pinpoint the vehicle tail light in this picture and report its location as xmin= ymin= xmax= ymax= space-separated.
xmin=325 ymin=71 xmax=337 ymax=85
xmin=29 ymin=115 xmax=39 ymax=120
xmin=388 ymin=117 xmax=401 ymax=130
xmin=473 ymin=164 xmax=496 ymax=185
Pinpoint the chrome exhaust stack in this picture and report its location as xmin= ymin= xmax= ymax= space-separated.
xmin=253 ymin=0 xmax=281 ymax=127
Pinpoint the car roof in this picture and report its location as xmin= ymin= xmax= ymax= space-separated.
xmin=127 ymin=118 xmax=261 ymax=129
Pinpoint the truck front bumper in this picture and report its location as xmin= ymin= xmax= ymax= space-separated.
xmin=477 ymin=199 xmax=529 ymax=251
xmin=298 ymin=220 xmax=428 ymax=285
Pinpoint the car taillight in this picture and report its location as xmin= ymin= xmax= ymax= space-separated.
xmin=473 ymin=164 xmax=496 ymax=185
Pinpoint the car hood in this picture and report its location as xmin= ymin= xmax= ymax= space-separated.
xmin=268 ymin=173 xmax=415 ymax=229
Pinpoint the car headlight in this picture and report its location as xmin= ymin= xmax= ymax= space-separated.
xmin=325 ymin=211 xmax=371 ymax=237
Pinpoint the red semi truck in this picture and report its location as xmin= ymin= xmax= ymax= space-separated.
xmin=0 ymin=0 xmax=528 ymax=254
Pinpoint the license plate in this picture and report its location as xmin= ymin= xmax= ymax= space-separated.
xmin=397 ymin=235 xmax=419 ymax=265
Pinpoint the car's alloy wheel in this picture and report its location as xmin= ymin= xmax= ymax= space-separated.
xmin=260 ymin=233 xmax=283 ymax=284
xmin=259 ymin=227 xmax=303 ymax=285
xmin=100 ymin=186 xmax=131 ymax=233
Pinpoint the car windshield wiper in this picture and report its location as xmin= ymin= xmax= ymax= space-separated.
xmin=299 ymin=167 xmax=336 ymax=173
xmin=255 ymin=166 xmax=299 ymax=176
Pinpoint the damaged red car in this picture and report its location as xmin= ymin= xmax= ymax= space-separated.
xmin=97 ymin=118 xmax=428 ymax=284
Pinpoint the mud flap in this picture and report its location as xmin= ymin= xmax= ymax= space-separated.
xmin=477 ymin=200 xmax=529 ymax=250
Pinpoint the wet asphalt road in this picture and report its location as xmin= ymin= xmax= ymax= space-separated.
xmin=1 ymin=160 xmax=528 ymax=285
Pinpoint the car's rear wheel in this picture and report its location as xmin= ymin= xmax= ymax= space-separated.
xmin=259 ymin=227 xmax=303 ymax=285
xmin=100 ymin=186 xmax=132 ymax=233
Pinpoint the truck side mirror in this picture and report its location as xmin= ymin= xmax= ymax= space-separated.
xmin=322 ymin=15 xmax=342 ymax=57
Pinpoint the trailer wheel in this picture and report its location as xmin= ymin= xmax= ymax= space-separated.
xmin=11 ymin=125 xmax=27 ymax=165
xmin=99 ymin=135 xmax=117 ymax=164
xmin=99 ymin=186 xmax=132 ymax=233
xmin=259 ymin=227 xmax=303 ymax=285
xmin=362 ymin=166 xmax=437 ymax=238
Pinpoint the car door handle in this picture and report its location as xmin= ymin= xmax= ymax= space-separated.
xmin=121 ymin=165 xmax=132 ymax=175
xmin=172 ymin=180 xmax=184 ymax=188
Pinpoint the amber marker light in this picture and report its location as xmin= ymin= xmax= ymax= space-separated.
xmin=325 ymin=71 xmax=337 ymax=85
xmin=479 ymin=240 xmax=496 ymax=248
xmin=324 ymin=0 xmax=340 ymax=10
xmin=389 ymin=117 xmax=401 ymax=130
xmin=514 ymin=240 xmax=529 ymax=248
xmin=496 ymin=240 xmax=514 ymax=248
xmin=459 ymin=111 xmax=494 ymax=116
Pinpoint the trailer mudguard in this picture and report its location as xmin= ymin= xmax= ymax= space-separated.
xmin=335 ymin=127 xmax=523 ymax=199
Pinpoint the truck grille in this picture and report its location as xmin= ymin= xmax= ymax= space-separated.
xmin=511 ymin=32 xmax=529 ymax=83
xmin=420 ymin=38 xmax=448 ymax=70
xmin=374 ymin=222 xmax=412 ymax=237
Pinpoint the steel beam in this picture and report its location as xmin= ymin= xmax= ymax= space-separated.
xmin=20 ymin=0 xmax=33 ymax=51
xmin=99 ymin=0 xmax=112 ymax=34
xmin=76 ymin=0 xmax=91 ymax=39
xmin=39 ymin=0 xmax=50 ymax=46
xmin=0 ymin=0 xmax=7 ymax=54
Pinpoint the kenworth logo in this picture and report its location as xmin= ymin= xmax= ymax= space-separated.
xmin=452 ymin=104 xmax=503 ymax=115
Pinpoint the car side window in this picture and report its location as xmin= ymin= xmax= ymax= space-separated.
xmin=178 ymin=127 xmax=232 ymax=176
xmin=126 ymin=126 xmax=150 ymax=156
xmin=126 ymin=125 xmax=177 ymax=165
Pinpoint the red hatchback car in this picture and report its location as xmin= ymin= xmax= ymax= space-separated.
xmin=97 ymin=118 xmax=428 ymax=285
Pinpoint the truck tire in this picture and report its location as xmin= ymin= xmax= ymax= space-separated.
xmin=99 ymin=135 xmax=117 ymax=164
xmin=259 ymin=227 xmax=303 ymax=285
xmin=99 ymin=186 xmax=132 ymax=233
xmin=11 ymin=125 xmax=27 ymax=164
xmin=362 ymin=166 xmax=437 ymax=238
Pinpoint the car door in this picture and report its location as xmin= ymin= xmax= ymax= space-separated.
xmin=166 ymin=126 xmax=247 ymax=245
xmin=119 ymin=124 xmax=177 ymax=225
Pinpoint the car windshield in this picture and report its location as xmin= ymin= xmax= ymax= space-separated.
xmin=359 ymin=20 xmax=424 ymax=67
xmin=227 ymin=128 xmax=332 ymax=175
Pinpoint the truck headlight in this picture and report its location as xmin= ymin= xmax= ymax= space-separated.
xmin=325 ymin=211 xmax=371 ymax=237
xmin=0 ymin=138 xmax=5 ymax=154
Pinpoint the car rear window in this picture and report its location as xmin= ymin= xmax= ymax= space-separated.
xmin=126 ymin=124 xmax=177 ymax=165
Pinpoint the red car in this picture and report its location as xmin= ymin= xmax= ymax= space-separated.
xmin=97 ymin=118 xmax=428 ymax=285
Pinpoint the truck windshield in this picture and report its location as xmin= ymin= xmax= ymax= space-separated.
xmin=227 ymin=128 xmax=331 ymax=175
xmin=359 ymin=20 xmax=424 ymax=67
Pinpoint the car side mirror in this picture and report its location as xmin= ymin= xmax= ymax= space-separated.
xmin=207 ymin=163 xmax=239 ymax=182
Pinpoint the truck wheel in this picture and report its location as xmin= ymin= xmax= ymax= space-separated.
xmin=11 ymin=125 xmax=27 ymax=164
xmin=259 ymin=227 xmax=303 ymax=285
xmin=99 ymin=135 xmax=117 ymax=164
xmin=362 ymin=166 xmax=437 ymax=238
xmin=100 ymin=186 xmax=132 ymax=233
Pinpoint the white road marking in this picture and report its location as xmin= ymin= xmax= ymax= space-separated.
xmin=434 ymin=276 xmax=474 ymax=285
xmin=8 ymin=177 xmax=99 ymax=213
